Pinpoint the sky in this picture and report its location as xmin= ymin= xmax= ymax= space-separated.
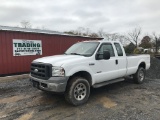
xmin=0 ymin=0 xmax=160 ymax=35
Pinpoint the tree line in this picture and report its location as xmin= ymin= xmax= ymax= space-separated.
xmin=64 ymin=27 xmax=160 ymax=54
xmin=19 ymin=20 xmax=160 ymax=54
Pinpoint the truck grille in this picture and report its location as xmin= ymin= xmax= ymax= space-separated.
xmin=31 ymin=63 xmax=52 ymax=80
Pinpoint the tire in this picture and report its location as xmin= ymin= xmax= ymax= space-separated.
xmin=65 ymin=77 xmax=90 ymax=106
xmin=133 ymin=67 xmax=146 ymax=84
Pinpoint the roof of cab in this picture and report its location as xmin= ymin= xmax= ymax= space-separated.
xmin=83 ymin=40 xmax=121 ymax=44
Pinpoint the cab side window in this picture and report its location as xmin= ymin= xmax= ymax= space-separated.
xmin=97 ymin=44 xmax=115 ymax=59
xmin=114 ymin=43 xmax=123 ymax=56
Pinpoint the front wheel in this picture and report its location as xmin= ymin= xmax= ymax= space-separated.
xmin=133 ymin=67 xmax=146 ymax=84
xmin=65 ymin=77 xmax=90 ymax=106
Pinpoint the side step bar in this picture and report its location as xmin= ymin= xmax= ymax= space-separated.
xmin=92 ymin=78 xmax=125 ymax=88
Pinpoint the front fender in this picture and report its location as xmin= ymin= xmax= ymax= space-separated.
xmin=66 ymin=66 xmax=94 ymax=83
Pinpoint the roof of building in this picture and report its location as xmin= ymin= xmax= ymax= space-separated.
xmin=0 ymin=25 xmax=102 ymax=39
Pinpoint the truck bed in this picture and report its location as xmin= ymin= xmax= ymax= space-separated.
xmin=126 ymin=54 xmax=150 ymax=76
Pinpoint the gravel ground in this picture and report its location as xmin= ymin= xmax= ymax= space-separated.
xmin=146 ymin=57 xmax=160 ymax=79
xmin=0 ymin=58 xmax=160 ymax=120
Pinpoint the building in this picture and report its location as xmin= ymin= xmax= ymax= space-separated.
xmin=0 ymin=26 xmax=102 ymax=76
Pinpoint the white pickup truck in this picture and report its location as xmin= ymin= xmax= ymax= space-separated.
xmin=30 ymin=40 xmax=150 ymax=105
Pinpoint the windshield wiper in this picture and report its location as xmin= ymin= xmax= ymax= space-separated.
xmin=70 ymin=53 xmax=82 ymax=55
xmin=65 ymin=52 xmax=85 ymax=56
xmin=65 ymin=52 xmax=89 ymax=57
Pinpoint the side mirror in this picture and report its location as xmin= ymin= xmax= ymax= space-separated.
xmin=103 ymin=50 xmax=110 ymax=60
xmin=96 ymin=50 xmax=110 ymax=60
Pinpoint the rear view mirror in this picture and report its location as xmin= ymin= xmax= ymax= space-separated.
xmin=103 ymin=50 xmax=110 ymax=60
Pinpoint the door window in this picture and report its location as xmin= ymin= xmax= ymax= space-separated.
xmin=114 ymin=43 xmax=123 ymax=56
xmin=97 ymin=44 xmax=115 ymax=59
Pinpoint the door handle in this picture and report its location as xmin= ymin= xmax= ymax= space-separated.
xmin=115 ymin=60 xmax=118 ymax=65
xmin=89 ymin=63 xmax=95 ymax=66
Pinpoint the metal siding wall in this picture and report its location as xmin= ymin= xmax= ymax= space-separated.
xmin=1 ymin=32 xmax=8 ymax=74
xmin=0 ymin=32 xmax=3 ymax=74
xmin=0 ymin=32 xmax=4 ymax=74
xmin=0 ymin=31 xmax=102 ymax=75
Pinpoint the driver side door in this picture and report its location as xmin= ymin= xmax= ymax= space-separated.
xmin=93 ymin=43 xmax=119 ymax=83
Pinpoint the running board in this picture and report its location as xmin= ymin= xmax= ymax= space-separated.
xmin=92 ymin=78 xmax=125 ymax=88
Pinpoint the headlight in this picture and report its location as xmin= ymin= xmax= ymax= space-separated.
xmin=52 ymin=67 xmax=65 ymax=76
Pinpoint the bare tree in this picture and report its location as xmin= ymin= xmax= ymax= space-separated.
xmin=98 ymin=28 xmax=104 ymax=37
xmin=89 ymin=33 xmax=99 ymax=38
xmin=152 ymin=32 xmax=160 ymax=54
xmin=21 ymin=20 xmax=32 ymax=28
xmin=110 ymin=33 xmax=119 ymax=41
xmin=103 ymin=33 xmax=129 ymax=45
xmin=64 ymin=27 xmax=91 ymax=37
xmin=76 ymin=27 xmax=85 ymax=35
xmin=85 ymin=28 xmax=90 ymax=36
xmin=118 ymin=35 xmax=130 ymax=46
xmin=103 ymin=33 xmax=117 ymax=41
xmin=127 ymin=27 xmax=142 ymax=48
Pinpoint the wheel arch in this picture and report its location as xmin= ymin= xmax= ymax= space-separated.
xmin=138 ymin=62 xmax=146 ymax=69
xmin=67 ymin=71 xmax=92 ymax=86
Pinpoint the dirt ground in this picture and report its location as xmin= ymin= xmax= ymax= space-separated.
xmin=0 ymin=58 xmax=160 ymax=120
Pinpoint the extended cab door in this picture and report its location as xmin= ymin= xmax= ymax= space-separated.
xmin=93 ymin=43 xmax=120 ymax=83
xmin=113 ymin=42 xmax=127 ymax=77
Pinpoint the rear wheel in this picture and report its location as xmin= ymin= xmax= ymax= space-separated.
xmin=65 ymin=77 xmax=90 ymax=106
xmin=133 ymin=67 xmax=146 ymax=84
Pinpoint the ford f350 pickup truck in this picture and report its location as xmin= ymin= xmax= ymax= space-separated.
xmin=30 ymin=40 xmax=150 ymax=105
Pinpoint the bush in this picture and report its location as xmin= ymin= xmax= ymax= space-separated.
xmin=124 ymin=43 xmax=135 ymax=54
xmin=133 ymin=48 xmax=142 ymax=54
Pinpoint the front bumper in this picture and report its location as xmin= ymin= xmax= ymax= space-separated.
xmin=30 ymin=75 xmax=69 ymax=93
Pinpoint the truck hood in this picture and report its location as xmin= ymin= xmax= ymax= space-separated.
xmin=33 ymin=55 xmax=86 ymax=66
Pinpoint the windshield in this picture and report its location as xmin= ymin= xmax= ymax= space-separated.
xmin=65 ymin=42 xmax=100 ymax=57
